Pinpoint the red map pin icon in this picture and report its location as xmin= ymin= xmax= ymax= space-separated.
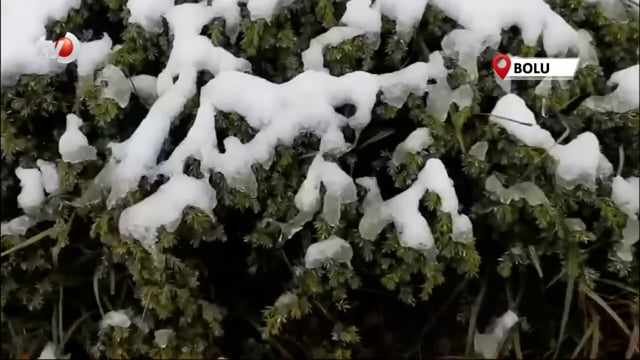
xmin=492 ymin=54 xmax=511 ymax=79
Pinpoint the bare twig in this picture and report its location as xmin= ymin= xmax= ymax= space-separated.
xmin=476 ymin=113 xmax=534 ymax=126
xmin=1 ymin=227 xmax=56 ymax=258
xmin=403 ymin=278 xmax=470 ymax=359
xmin=465 ymin=275 xmax=488 ymax=357
xmin=617 ymin=145 xmax=625 ymax=177
xmin=626 ymin=321 xmax=639 ymax=359
xmin=585 ymin=289 xmax=631 ymax=336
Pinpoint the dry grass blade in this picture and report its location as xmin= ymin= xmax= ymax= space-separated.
xmin=553 ymin=273 xmax=575 ymax=359
xmin=465 ymin=276 xmax=487 ymax=357
xmin=571 ymin=316 xmax=597 ymax=359
xmin=594 ymin=278 xmax=639 ymax=296
xmin=1 ymin=227 xmax=56 ymax=258
xmin=626 ymin=323 xmax=639 ymax=359
xmin=584 ymin=289 xmax=631 ymax=336
xmin=589 ymin=316 xmax=600 ymax=360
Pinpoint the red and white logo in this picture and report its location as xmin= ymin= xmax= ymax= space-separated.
xmin=36 ymin=32 xmax=81 ymax=64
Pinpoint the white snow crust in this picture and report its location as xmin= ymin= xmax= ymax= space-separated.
xmin=611 ymin=175 xmax=640 ymax=261
xmin=302 ymin=27 xmax=366 ymax=72
xmin=1 ymin=215 xmax=37 ymax=237
xmin=96 ymin=65 xmax=158 ymax=108
xmin=59 ymin=114 xmax=97 ymax=163
xmin=358 ymin=158 xmax=473 ymax=252
xmin=490 ymin=94 xmax=613 ymax=190
xmin=118 ymin=174 xmax=217 ymax=252
xmin=474 ymin=310 xmax=519 ymax=358
xmin=15 ymin=167 xmax=46 ymax=215
xmin=392 ymin=128 xmax=433 ymax=164
xmin=126 ymin=0 xmax=175 ymax=33
xmin=583 ymin=64 xmax=640 ymax=113
xmin=76 ymin=33 xmax=113 ymax=77
xmin=101 ymin=310 xmax=132 ymax=328
xmin=304 ymin=235 xmax=354 ymax=269
xmin=36 ymin=159 xmax=60 ymax=194
xmin=485 ymin=174 xmax=549 ymax=206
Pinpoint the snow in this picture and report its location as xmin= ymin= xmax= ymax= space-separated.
xmin=432 ymin=0 xmax=596 ymax=59
xmin=441 ymin=29 xmax=500 ymax=80
xmin=76 ymin=33 xmax=113 ymax=77
xmin=340 ymin=0 xmax=382 ymax=34
xmin=156 ymin=94 xmax=217 ymax=179
xmin=106 ymin=68 xmax=197 ymax=206
xmin=425 ymin=66 xmax=474 ymax=122
xmin=489 ymin=94 xmax=556 ymax=149
xmin=340 ymin=0 xmax=429 ymax=40
xmin=36 ymin=159 xmax=60 ymax=194
xmin=37 ymin=342 xmax=59 ymax=360
xmin=612 ymin=176 xmax=640 ymax=217
xmin=15 ymin=167 xmax=45 ymax=215
xmin=126 ymin=0 xmax=174 ymax=32
xmin=0 ymin=0 xmax=81 ymax=85
xmin=549 ymin=132 xmax=608 ymax=190
xmin=375 ymin=0 xmax=430 ymax=40
xmin=490 ymin=94 xmax=613 ymax=190
xmin=1 ymin=215 xmax=37 ymax=236
xmin=611 ymin=176 xmax=639 ymax=261
xmin=96 ymin=65 xmax=131 ymax=107
xmin=59 ymin=114 xmax=97 ymax=163
xmin=304 ymin=235 xmax=354 ymax=269
xmin=302 ymin=27 xmax=366 ymax=72
xmin=246 ymin=0 xmax=298 ymax=21
xmin=274 ymin=292 xmax=298 ymax=311
xmin=96 ymin=65 xmax=158 ymax=108
xmin=154 ymin=329 xmax=175 ymax=348
xmin=118 ymin=174 xmax=217 ymax=252
xmin=209 ymin=0 xmax=242 ymax=41
xmin=101 ymin=310 xmax=131 ymax=328
xmin=433 ymin=0 xmax=598 ymax=82
xmin=583 ymin=64 xmax=640 ymax=113
xmin=585 ymin=0 xmax=630 ymax=18
xmin=197 ymin=56 xmax=446 ymax=193
xmin=295 ymin=154 xmax=357 ymax=226
xmin=358 ymin=158 xmax=474 ymax=253
xmin=378 ymin=52 xmax=448 ymax=107
xmin=156 ymin=3 xmax=251 ymax=96
xmin=469 ymin=141 xmax=489 ymax=160
xmin=485 ymin=174 xmax=549 ymax=206
xmin=474 ymin=310 xmax=519 ymax=358
xmin=392 ymin=127 xmax=433 ymax=164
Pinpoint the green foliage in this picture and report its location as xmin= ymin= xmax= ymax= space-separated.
xmin=1 ymin=0 xmax=639 ymax=359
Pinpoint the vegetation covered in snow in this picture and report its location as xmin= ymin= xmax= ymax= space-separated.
xmin=1 ymin=0 xmax=638 ymax=358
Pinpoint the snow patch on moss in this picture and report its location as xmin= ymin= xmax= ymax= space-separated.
xmin=611 ymin=175 xmax=639 ymax=261
xmin=583 ymin=64 xmax=639 ymax=113
xmin=304 ymin=236 xmax=353 ymax=269
xmin=490 ymin=94 xmax=613 ymax=190
xmin=196 ymin=56 xmax=447 ymax=193
xmin=302 ymin=27 xmax=366 ymax=71
xmin=358 ymin=158 xmax=474 ymax=253
xmin=59 ymin=114 xmax=97 ymax=163
xmin=485 ymin=174 xmax=549 ymax=206
xmin=96 ymin=65 xmax=158 ymax=108
xmin=474 ymin=310 xmax=519 ymax=358
xmin=118 ymin=174 xmax=217 ymax=252
xmin=15 ymin=167 xmax=46 ymax=215
xmin=157 ymin=2 xmax=251 ymax=96
xmin=392 ymin=128 xmax=433 ymax=164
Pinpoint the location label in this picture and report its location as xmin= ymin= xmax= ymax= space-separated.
xmin=492 ymin=53 xmax=511 ymax=79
